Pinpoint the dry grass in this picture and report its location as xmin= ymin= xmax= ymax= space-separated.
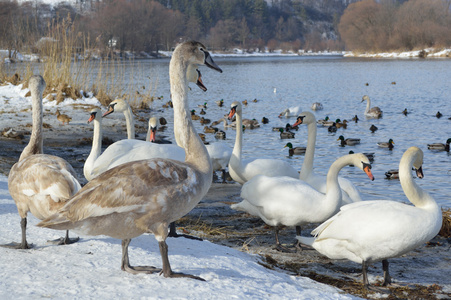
xmin=0 ymin=15 xmax=156 ymax=110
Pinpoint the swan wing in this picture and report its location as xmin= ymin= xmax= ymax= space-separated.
xmin=241 ymin=158 xmax=299 ymax=180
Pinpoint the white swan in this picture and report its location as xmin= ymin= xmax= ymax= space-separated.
xmin=292 ymin=112 xmax=363 ymax=205
xmin=278 ymin=106 xmax=302 ymax=118
xmin=84 ymin=111 xmax=185 ymax=181
xmin=205 ymin=142 xmax=232 ymax=181
xmin=39 ymin=41 xmax=223 ymax=280
xmin=227 ymin=101 xmax=299 ymax=184
xmin=298 ymin=147 xmax=442 ymax=289
xmin=361 ymin=95 xmax=382 ymax=118
xmin=233 ymin=153 xmax=374 ymax=251
xmin=3 ymin=75 xmax=81 ymax=249
xmin=103 ymin=98 xmax=135 ymax=139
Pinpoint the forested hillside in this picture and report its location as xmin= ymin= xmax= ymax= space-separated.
xmin=1 ymin=0 xmax=450 ymax=59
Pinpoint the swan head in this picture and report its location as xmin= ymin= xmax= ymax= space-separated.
xmin=350 ymin=153 xmax=374 ymax=181
xmin=176 ymin=41 xmax=222 ymax=74
xmin=228 ymin=101 xmax=241 ymax=120
xmin=87 ymin=108 xmax=102 ymax=124
xmin=278 ymin=108 xmax=289 ymax=118
xmin=292 ymin=111 xmax=315 ymax=127
xmin=103 ymin=99 xmax=130 ymax=117
xmin=361 ymin=95 xmax=370 ymax=102
xmin=403 ymin=146 xmax=424 ymax=179
xmin=28 ymin=75 xmax=46 ymax=98
xmin=186 ymin=64 xmax=207 ymax=91
xmin=146 ymin=117 xmax=158 ymax=142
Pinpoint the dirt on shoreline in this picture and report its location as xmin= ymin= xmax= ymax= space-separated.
xmin=1 ymin=110 xmax=450 ymax=300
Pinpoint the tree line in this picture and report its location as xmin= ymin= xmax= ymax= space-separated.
xmin=0 ymin=0 xmax=450 ymax=60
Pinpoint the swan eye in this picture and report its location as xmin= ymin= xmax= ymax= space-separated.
xmin=362 ymin=162 xmax=372 ymax=169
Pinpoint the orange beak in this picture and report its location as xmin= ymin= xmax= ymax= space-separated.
xmin=103 ymin=105 xmax=115 ymax=117
xmin=228 ymin=107 xmax=236 ymax=120
xmin=364 ymin=165 xmax=375 ymax=181
xmin=149 ymin=128 xmax=156 ymax=143
xmin=292 ymin=116 xmax=304 ymax=127
xmin=87 ymin=112 xmax=96 ymax=123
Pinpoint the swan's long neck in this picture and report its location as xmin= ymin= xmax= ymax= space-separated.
xmin=170 ymin=56 xmax=211 ymax=178
xmin=324 ymin=155 xmax=354 ymax=212
xmin=124 ymin=107 xmax=135 ymax=139
xmin=399 ymin=151 xmax=437 ymax=210
xmin=20 ymin=89 xmax=43 ymax=161
xmin=84 ymin=118 xmax=102 ymax=181
xmin=299 ymin=120 xmax=317 ymax=181
xmin=365 ymin=98 xmax=371 ymax=114
xmin=230 ymin=109 xmax=243 ymax=168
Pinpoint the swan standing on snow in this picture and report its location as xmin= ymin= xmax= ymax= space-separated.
xmin=39 ymin=41 xmax=223 ymax=280
xmin=292 ymin=112 xmax=364 ymax=205
xmin=3 ymin=75 xmax=81 ymax=249
xmin=233 ymin=153 xmax=374 ymax=251
xmin=227 ymin=101 xmax=299 ymax=184
xmin=298 ymin=147 xmax=442 ymax=290
xmin=361 ymin=95 xmax=382 ymax=118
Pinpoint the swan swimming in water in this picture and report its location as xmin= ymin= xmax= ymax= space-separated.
xmin=361 ymin=95 xmax=382 ymax=119
xmin=298 ymin=147 xmax=442 ymax=290
xmin=39 ymin=41 xmax=223 ymax=280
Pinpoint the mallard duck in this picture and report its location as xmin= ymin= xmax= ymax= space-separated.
xmin=436 ymin=111 xmax=443 ymax=118
xmin=352 ymin=115 xmax=359 ymax=123
xmin=284 ymin=142 xmax=306 ymax=156
xmin=203 ymin=126 xmax=217 ymax=133
xmin=252 ymin=98 xmax=258 ymax=103
xmin=378 ymin=139 xmax=394 ymax=149
xmin=361 ymin=95 xmax=382 ymax=119
xmin=317 ymin=116 xmax=330 ymax=125
xmin=311 ymin=102 xmax=323 ymax=111
xmin=242 ymin=100 xmax=248 ymax=105
xmin=56 ymin=109 xmax=72 ymax=125
xmin=369 ymin=124 xmax=378 ymax=133
xmin=200 ymin=117 xmax=211 ymax=125
xmin=159 ymin=117 xmax=167 ymax=125
xmin=199 ymin=108 xmax=206 ymax=115
xmin=402 ymin=108 xmax=409 ymax=116
xmin=215 ymin=130 xmax=226 ymax=140
xmin=242 ymin=118 xmax=260 ymax=129
xmin=427 ymin=138 xmax=451 ymax=152
xmin=279 ymin=128 xmax=295 ymax=139
xmin=385 ymin=169 xmax=399 ymax=179
xmin=198 ymin=102 xmax=207 ymax=109
xmin=338 ymin=135 xmax=360 ymax=147
xmin=261 ymin=117 xmax=269 ymax=124
xmin=216 ymin=99 xmax=224 ymax=107
xmin=336 ymin=119 xmax=348 ymax=129
xmin=328 ymin=123 xmax=337 ymax=133
xmin=191 ymin=109 xmax=200 ymax=120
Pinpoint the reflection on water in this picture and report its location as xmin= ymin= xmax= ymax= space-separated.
xmin=13 ymin=56 xmax=451 ymax=208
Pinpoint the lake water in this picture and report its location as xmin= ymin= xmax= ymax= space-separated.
xmin=12 ymin=55 xmax=451 ymax=208
xmin=142 ymin=55 xmax=451 ymax=208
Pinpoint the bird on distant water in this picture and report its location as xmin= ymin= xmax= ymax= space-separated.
xmin=338 ymin=135 xmax=360 ymax=147
xmin=352 ymin=115 xmax=359 ymax=123
xmin=378 ymin=138 xmax=394 ymax=150
xmin=427 ymin=138 xmax=451 ymax=152
xmin=284 ymin=142 xmax=306 ymax=156
xmin=279 ymin=128 xmax=295 ymax=139
xmin=369 ymin=124 xmax=378 ymax=133
xmin=402 ymin=108 xmax=409 ymax=116
xmin=261 ymin=117 xmax=269 ymax=124
xmin=361 ymin=95 xmax=382 ymax=119
xmin=436 ymin=111 xmax=443 ymax=118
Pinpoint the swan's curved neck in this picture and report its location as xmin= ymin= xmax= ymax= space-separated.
xmin=299 ymin=120 xmax=317 ymax=180
xmin=124 ymin=108 xmax=135 ymax=139
xmin=20 ymin=91 xmax=43 ymax=161
xmin=84 ymin=118 xmax=102 ymax=181
xmin=230 ymin=109 xmax=243 ymax=168
xmin=324 ymin=155 xmax=355 ymax=209
xmin=399 ymin=153 xmax=436 ymax=210
xmin=170 ymin=58 xmax=211 ymax=177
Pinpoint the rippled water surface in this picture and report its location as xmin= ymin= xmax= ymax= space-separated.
xmin=68 ymin=56 xmax=451 ymax=208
